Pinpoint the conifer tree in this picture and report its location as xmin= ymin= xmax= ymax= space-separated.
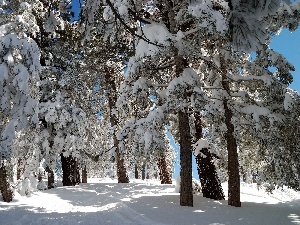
xmin=0 ymin=0 xmax=41 ymax=201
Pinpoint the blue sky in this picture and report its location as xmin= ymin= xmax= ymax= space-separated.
xmin=270 ymin=28 xmax=300 ymax=92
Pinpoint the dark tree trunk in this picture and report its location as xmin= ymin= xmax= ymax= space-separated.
xmin=105 ymin=69 xmax=129 ymax=183
xmin=178 ymin=110 xmax=193 ymax=207
xmin=75 ymin=161 xmax=80 ymax=184
xmin=195 ymin=151 xmax=225 ymax=200
xmin=116 ymin=156 xmax=129 ymax=183
xmin=216 ymin=22 xmax=241 ymax=207
xmin=142 ymin=164 xmax=146 ymax=180
xmin=158 ymin=155 xmax=172 ymax=184
xmin=45 ymin=166 xmax=55 ymax=189
xmin=194 ymin=112 xmax=225 ymax=200
xmin=134 ymin=164 xmax=139 ymax=179
xmin=82 ymin=165 xmax=87 ymax=183
xmin=61 ymin=154 xmax=80 ymax=186
xmin=153 ymin=1 xmax=193 ymax=205
xmin=173 ymin=49 xmax=193 ymax=206
xmin=224 ymin=100 xmax=241 ymax=207
xmin=222 ymin=77 xmax=241 ymax=207
xmin=0 ymin=165 xmax=13 ymax=202
xmin=146 ymin=164 xmax=150 ymax=179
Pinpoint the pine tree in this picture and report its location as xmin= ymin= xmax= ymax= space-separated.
xmin=96 ymin=0 xmax=227 ymax=206
xmin=0 ymin=0 xmax=42 ymax=201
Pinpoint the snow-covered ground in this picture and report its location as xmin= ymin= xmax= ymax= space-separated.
xmin=0 ymin=178 xmax=300 ymax=225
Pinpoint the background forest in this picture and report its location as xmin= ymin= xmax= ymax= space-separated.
xmin=0 ymin=0 xmax=300 ymax=210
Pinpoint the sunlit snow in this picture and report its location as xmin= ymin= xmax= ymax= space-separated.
xmin=0 ymin=178 xmax=299 ymax=225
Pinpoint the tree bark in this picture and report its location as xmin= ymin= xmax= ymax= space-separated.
xmin=82 ymin=165 xmax=87 ymax=183
xmin=61 ymin=154 xmax=80 ymax=186
xmin=116 ymin=156 xmax=129 ymax=183
xmin=194 ymin=112 xmax=225 ymax=200
xmin=178 ymin=110 xmax=193 ymax=207
xmin=45 ymin=166 xmax=55 ymax=189
xmin=142 ymin=164 xmax=146 ymax=180
xmin=105 ymin=69 xmax=129 ymax=183
xmin=221 ymin=65 xmax=241 ymax=207
xmin=158 ymin=154 xmax=172 ymax=184
xmin=173 ymin=49 xmax=193 ymax=206
xmin=0 ymin=165 xmax=13 ymax=202
xmin=146 ymin=164 xmax=150 ymax=179
xmin=134 ymin=164 xmax=139 ymax=179
xmin=223 ymin=99 xmax=241 ymax=207
xmin=195 ymin=151 xmax=225 ymax=200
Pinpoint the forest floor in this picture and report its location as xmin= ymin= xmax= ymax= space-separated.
xmin=0 ymin=178 xmax=300 ymax=225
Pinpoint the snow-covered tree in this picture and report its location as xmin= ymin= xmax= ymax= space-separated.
xmin=98 ymin=0 xmax=228 ymax=206
xmin=0 ymin=0 xmax=42 ymax=202
xmin=255 ymin=88 xmax=300 ymax=191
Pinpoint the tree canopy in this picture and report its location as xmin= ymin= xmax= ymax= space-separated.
xmin=0 ymin=0 xmax=299 ymax=207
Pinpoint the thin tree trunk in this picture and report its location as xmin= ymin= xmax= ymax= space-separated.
xmin=178 ymin=110 xmax=193 ymax=207
xmin=174 ymin=50 xmax=193 ymax=206
xmin=105 ymin=69 xmax=129 ymax=183
xmin=158 ymin=0 xmax=193 ymax=205
xmin=134 ymin=164 xmax=139 ymax=179
xmin=241 ymin=167 xmax=247 ymax=182
xmin=82 ymin=165 xmax=87 ymax=183
xmin=194 ymin=112 xmax=225 ymax=200
xmin=223 ymin=99 xmax=241 ymax=207
xmin=221 ymin=64 xmax=241 ymax=207
xmin=146 ymin=164 xmax=150 ymax=179
xmin=158 ymin=154 xmax=172 ymax=184
xmin=75 ymin=160 xmax=80 ymax=184
xmin=142 ymin=164 xmax=145 ymax=180
xmin=45 ymin=166 xmax=55 ymax=189
xmin=0 ymin=165 xmax=13 ymax=202
xmin=223 ymin=1 xmax=241 ymax=207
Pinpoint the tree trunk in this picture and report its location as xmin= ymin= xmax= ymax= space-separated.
xmin=0 ymin=165 xmax=13 ymax=202
xmin=195 ymin=151 xmax=225 ymax=200
xmin=82 ymin=165 xmax=87 ymax=183
xmin=194 ymin=112 xmax=225 ymax=200
xmin=116 ymin=155 xmax=129 ymax=183
xmin=220 ymin=51 xmax=241 ymax=207
xmin=241 ymin=167 xmax=247 ymax=182
xmin=142 ymin=164 xmax=146 ymax=180
xmin=105 ymin=69 xmax=129 ymax=183
xmin=158 ymin=154 xmax=172 ymax=184
xmin=134 ymin=164 xmax=139 ymax=179
xmin=178 ymin=110 xmax=193 ymax=207
xmin=146 ymin=164 xmax=150 ymax=179
xmin=75 ymin=160 xmax=80 ymax=184
xmin=224 ymin=100 xmax=241 ymax=207
xmin=45 ymin=166 xmax=55 ymax=189
xmin=173 ymin=49 xmax=193 ymax=206
xmin=61 ymin=154 xmax=80 ymax=186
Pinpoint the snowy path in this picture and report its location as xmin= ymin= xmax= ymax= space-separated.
xmin=0 ymin=179 xmax=300 ymax=225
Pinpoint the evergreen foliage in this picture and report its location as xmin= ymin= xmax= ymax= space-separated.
xmin=0 ymin=0 xmax=299 ymax=208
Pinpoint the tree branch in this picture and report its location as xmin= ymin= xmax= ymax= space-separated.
xmin=105 ymin=0 xmax=165 ymax=48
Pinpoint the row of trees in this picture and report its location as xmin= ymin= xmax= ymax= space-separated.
xmin=0 ymin=0 xmax=299 ymax=208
